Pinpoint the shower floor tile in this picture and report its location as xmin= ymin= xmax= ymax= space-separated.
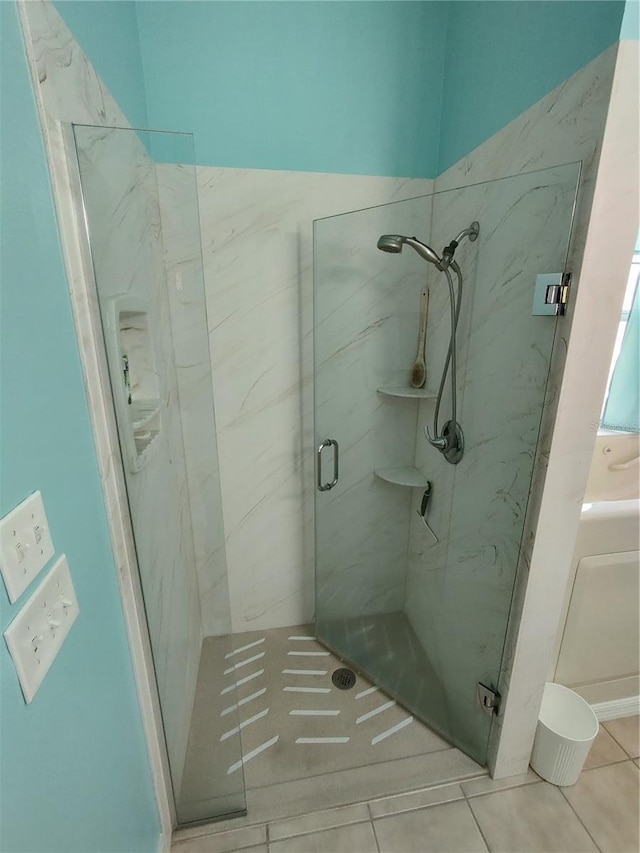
xmin=177 ymin=624 xmax=484 ymax=826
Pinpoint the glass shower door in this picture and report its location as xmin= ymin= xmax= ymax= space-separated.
xmin=314 ymin=163 xmax=581 ymax=765
xmin=73 ymin=125 xmax=246 ymax=824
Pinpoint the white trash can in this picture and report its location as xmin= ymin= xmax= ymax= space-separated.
xmin=530 ymin=682 xmax=599 ymax=786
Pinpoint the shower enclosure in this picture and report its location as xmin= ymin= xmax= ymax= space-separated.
xmin=71 ymin=124 xmax=580 ymax=828
xmin=314 ymin=163 xmax=581 ymax=765
xmin=72 ymin=124 xmax=246 ymax=825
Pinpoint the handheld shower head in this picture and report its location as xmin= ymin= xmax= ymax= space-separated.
xmin=377 ymin=235 xmax=443 ymax=269
xmin=377 ymin=235 xmax=405 ymax=254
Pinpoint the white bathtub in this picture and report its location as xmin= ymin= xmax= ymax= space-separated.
xmin=552 ymin=435 xmax=640 ymax=709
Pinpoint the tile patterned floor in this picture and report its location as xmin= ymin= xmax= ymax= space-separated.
xmin=172 ymin=715 xmax=640 ymax=853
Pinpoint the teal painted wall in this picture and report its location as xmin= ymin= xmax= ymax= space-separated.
xmin=438 ymin=1 xmax=625 ymax=172
xmin=51 ymin=1 xmax=625 ymax=177
xmin=135 ymin=0 xmax=448 ymax=177
xmin=54 ymin=0 xmax=148 ymax=128
xmin=0 ymin=5 xmax=160 ymax=851
xmin=621 ymin=0 xmax=639 ymax=38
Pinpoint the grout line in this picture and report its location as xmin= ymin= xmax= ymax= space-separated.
xmin=461 ymin=779 xmax=544 ymax=802
xmin=368 ymin=779 xmax=466 ymax=810
xmin=559 ymin=785 xmax=604 ymax=852
xmin=585 ymin=757 xmax=632 ymax=772
xmin=267 ymin=806 xmax=373 ymax=844
xmin=464 ymin=795 xmax=493 ymax=853
xmin=368 ymin=808 xmax=382 ymax=853
xmin=601 ymin=722 xmax=636 ymax=760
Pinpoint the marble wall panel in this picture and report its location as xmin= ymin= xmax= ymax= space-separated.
xmin=314 ymin=195 xmax=434 ymax=621
xmin=195 ymin=167 xmax=433 ymax=631
xmin=156 ymin=163 xmax=233 ymax=638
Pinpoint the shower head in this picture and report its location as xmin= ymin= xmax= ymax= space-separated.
xmin=377 ymin=235 xmax=443 ymax=269
xmin=377 ymin=235 xmax=404 ymax=254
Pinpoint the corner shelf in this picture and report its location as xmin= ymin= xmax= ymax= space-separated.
xmin=129 ymin=399 xmax=162 ymax=431
xmin=374 ymin=467 xmax=430 ymax=488
xmin=377 ymin=385 xmax=436 ymax=400
xmin=129 ymin=400 xmax=162 ymax=472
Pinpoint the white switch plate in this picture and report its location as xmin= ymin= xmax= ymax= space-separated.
xmin=0 ymin=491 xmax=55 ymax=603
xmin=4 ymin=555 xmax=79 ymax=703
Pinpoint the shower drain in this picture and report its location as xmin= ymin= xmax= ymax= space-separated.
xmin=332 ymin=668 xmax=356 ymax=690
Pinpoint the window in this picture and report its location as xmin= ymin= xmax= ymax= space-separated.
xmin=600 ymin=248 xmax=640 ymax=433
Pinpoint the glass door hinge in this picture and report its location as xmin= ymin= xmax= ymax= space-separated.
xmin=477 ymin=682 xmax=501 ymax=715
xmin=532 ymin=272 xmax=571 ymax=316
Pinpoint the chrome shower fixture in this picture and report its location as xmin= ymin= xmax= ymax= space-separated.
xmin=376 ymin=235 xmax=444 ymax=269
xmin=376 ymin=222 xmax=479 ymax=273
xmin=376 ymin=221 xmax=480 ymax=465
xmin=441 ymin=221 xmax=480 ymax=269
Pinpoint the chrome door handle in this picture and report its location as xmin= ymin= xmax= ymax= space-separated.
xmin=317 ymin=439 xmax=339 ymax=491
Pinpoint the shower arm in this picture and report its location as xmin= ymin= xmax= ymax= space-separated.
xmin=440 ymin=223 xmax=480 ymax=270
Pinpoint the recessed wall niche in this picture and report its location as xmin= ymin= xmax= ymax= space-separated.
xmin=106 ymin=296 xmax=163 ymax=472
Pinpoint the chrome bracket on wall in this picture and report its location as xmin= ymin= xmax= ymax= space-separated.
xmin=532 ymin=272 xmax=571 ymax=316
xmin=477 ymin=682 xmax=501 ymax=715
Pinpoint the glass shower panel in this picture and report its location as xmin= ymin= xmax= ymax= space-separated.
xmin=314 ymin=163 xmax=581 ymax=766
xmin=73 ymin=125 xmax=246 ymax=824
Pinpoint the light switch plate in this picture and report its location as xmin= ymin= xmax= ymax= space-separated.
xmin=0 ymin=491 xmax=55 ymax=603
xmin=4 ymin=555 xmax=79 ymax=703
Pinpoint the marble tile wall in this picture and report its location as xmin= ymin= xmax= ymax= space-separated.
xmin=313 ymin=195 xmax=435 ymax=622
xmin=194 ymin=168 xmax=432 ymax=632
xmin=156 ymin=163 xmax=233 ymax=637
